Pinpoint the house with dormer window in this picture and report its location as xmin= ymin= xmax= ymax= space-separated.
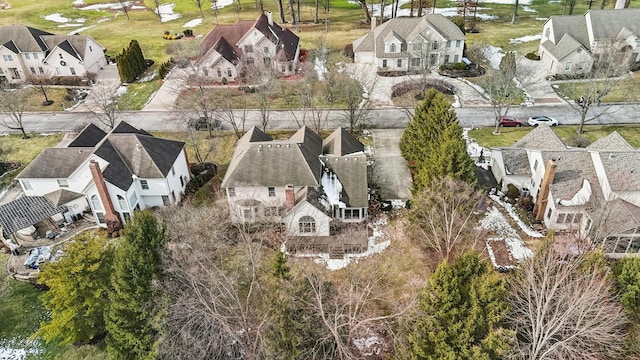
xmin=352 ymin=15 xmax=465 ymax=71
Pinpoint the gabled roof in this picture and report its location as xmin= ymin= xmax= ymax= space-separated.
xmin=595 ymin=198 xmax=640 ymax=236
xmin=598 ymin=151 xmax=640 ymax=191
xmin=322 ymin=127 xmax=365 ymax=156
xmin=540 ymin=34 xmax=587 ymax=61
xmin=0 ymin=25 xmax=52 ymax=53
xmin=112 ymin=121 xmax=151 ymax=136
xmin=501 ymin=149 xmax=530 ymax=176
xmin=68 ymin=123 xmax=107 ymax=148
xmin=586 ymin=8 xmax=640 ymax=41
xmin=44 ymin=189 xmax=84 ymax=207
xmin=545 ymin=15 xmax=589 ymax=48
xmin=0 ymin=196 xmax=66 ymax=237
xmin=253 ymin=13 xmax=299 ymax=61
xmin=320 ymin=154 xmax=368 ymax=208
xmin=587 ymin=131 xmax=634 ymax=151
xmin=546 ymin=151 xmax=601 ymax=204
xmin=17 ymin=147 xmax=93 ymax=179
xmin=1 ymin=40 xmax=19 ymax=54
xmin=198 ymin=20 xmax=255 ymax=64
xmin=512 ymin=125 xmax=566 ymax=150
xmin=41 ymin=36 xmax=82 ymax=60
xmin=93 ymin=139 xmax=134 ymax=190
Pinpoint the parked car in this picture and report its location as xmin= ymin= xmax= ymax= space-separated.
xmin=189 ymin=117 xmax=221 ymax=131
xmin=527 ymin=115 xmax=559 ymax=127
xmin=499 ymin=115 xmax=524 ymax=127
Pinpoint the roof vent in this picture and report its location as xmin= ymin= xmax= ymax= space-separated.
xmin=136 ymin=144 xmax=142 ymax=151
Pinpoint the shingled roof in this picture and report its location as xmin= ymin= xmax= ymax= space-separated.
xmin=513 ymin=125 xmax=566 ymax=150
xmin=321 ymin=154 xmax=368 ymax=208
xmin=44 ymin=189 xmax=84 ymax=207
xmin=17 ymin=147 xmax=93 ymax=179
xmin=0 ymin=25 xmax=52 ymax=53
xmin=323 ymin=127 xmax=365 ymax=156
xmin=587 ymin=131 xmax=634 ymax=151
xmin=68 ymin=123 xmax=107 ymax=148
xmin=0 ymin=196 xmax=66 ymax=237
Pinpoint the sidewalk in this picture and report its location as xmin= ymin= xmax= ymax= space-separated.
xmin=141 ymin=68 xmax=184 ymax=111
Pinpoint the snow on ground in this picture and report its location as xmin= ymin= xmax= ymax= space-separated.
xmin=522 ymin=5 xmax=536 ymax=12
xmin=159 ymin=3 xmax=182 ymax=22
xmin=365 ymin=0 xmax=497 ymax=19
xmin=43 ymin=13 xmax=72 ymax=22
xmin=315 ymin=57 xmax=327 ymax=81
xmin=510 ymin=33 xmax=541 ymax=44
xmin=284 ymin=217 xmax=391 ymax=271
xmin=433 ymin=7 xmax=498 ymax=20
xmin=463 ymin=128 xmax=491 ymax=168
xmin=489 ymin=191 xmax=543 ymax=238
xmin=0 ymin=339 xmax=43 ymax=360
xmin=183 ymin=18 xmax=202 ymax=28
xmin=353 ymin=334 xmax=383 ymax=356
xmin=77 ymin=1 xmax=130 ymax=10
xmin=138 ymin=70 xmax=158 ymax=82
xmin=480 ymin=207 xmax=533 ymax=261
xmin=68 ymin=24 xmax=97 ymax=35
xmin=484 ymin=0 xmax=531 ymax=4
xmin=73 ymin=0 xmax=84 ymax=4
xmin=114 ymin=85 xmax=128 ymax=97
xmin=481 ymin=45 xmax=504 ymax=70
xmin=212 ymin=0 xmax=235 ymax=9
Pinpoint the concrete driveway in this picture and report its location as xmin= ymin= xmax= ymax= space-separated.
xmin=370 ymin=129 xmax=412 ymax=201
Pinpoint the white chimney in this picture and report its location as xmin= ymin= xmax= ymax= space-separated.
xmin=267 ymin=11 xmax=273 ymax=26
xmin=371 ymin=16 xmax=377 ymax=32
xmin=614 ymin=0 xmax=625 ymax=8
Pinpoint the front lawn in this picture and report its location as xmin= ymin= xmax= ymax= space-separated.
xmin=0 ymin=134 xmax=63 ymax=188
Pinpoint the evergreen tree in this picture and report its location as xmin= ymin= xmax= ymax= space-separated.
xmin=36 ymin=233 xmax=113 ymax=345
xmin=407 ymin=252 xmax=511 ymax=360
xmin=613 ymin=257 xmax=640 ymax=322
xmin=105 ymin=210 xmax=167 ymax=360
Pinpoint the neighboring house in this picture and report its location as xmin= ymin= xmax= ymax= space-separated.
xmin=352 ymin=15 xmax=465 ymax=71
xmin=491 ymin=126 xmax=640 ymax=255
xmin=13 ymin=121 xmax=191 ymax=230
xmin=0 ymin=25 xmax=107 ymax=84
xmin=221 ymin=126 xmax=368 ymax=237
xmin=198 ymin=12 xmax=300 ymax=82
xmin=539 ymin=8 xmax=640 ymax=75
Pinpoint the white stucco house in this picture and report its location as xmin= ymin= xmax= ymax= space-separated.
xmin=9 ymin=122 xmax=191 ymax=232
xmin=198 ymin=12 xmax=300 ymax=82
xmin=491 ymin=125 xmax=640 ymax=256
xmin=0 ymin=25 xmax=107 ymax=84
xmin=352 ymin=14 xmax=465 ymax=71
xmin=221 ymin=126 xmax=368 ymax=238
xmin=539 ymin=8 xmax=640 ymax=75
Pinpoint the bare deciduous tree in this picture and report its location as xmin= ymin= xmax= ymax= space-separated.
xmin=407 ymin=177 xmax=485 ymax=262
xmin=191 ymin=0 xmax=205 ymax=17
xmin=119 ymin=0 xmax=130 ymax=20
xmin=330 ymin=65 xmax=375 ymax=135
xmin=151 ymin=0 xmax=163 ymax=23
xmin=243 ymin=60 xmax=279 ymax=132
xmin=507 ymin=243 xmax=630 ymax=360
xmin=0 ymin=86 xmax=29 ymax=139
xmin=89 ymin=82 xmax=121 ymax=130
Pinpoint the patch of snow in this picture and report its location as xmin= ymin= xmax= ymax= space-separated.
xmin=68 ymin=25 xmax=97 ymax=35
xmin=433 ymin=7 xmax=498 ymax=20
xmin=522 ymin=5 xmax=536 ymax=12
xmin=182 ymin=18 xmax=202 ymax=28
xmin=390 ymin=199 xmax=407 ymax=208
xmin=57 ymin=23 xmax=84 ymax=28
xmin=143 ymin=90 xmax=158 ymax=107
xmin=513 ymin=77 xmax=534 ymax=107
xmin=368 ymin=0 xmax=497 ymax=19
xmin=488 ymin=191 xmax=543 ymax=238
xmin=480 ymin=206 xmax=533 ymax=261
xmin=138 ymin=70 xmax=158 ymax=83
xmin=535 ymin=16 xmax=548 ymax=21
xmin=158 ymin=3 xmax=182 ymax=23
xmin=114 ymin=85 xmax=128 ymax=97
xmin=558 ymin=179 xmax=591 ymax=206
xmin=353 ymin=334 xmax=383 ymax=356
xmin=510 ymin=33 xmax=541 ymax=44
xmin=315 ymin=57 xmax=327 ymax=81
xmin=485 ymin=0 xmax=531 ymax=3
xmin=43 ymin=13 xmax=72 ymax=23
xmin=0 ymin=339 xmax=43 ymax=360
xmin=72 ymin=0 xmax=84 ymax=4
xmin=211 ymin=0 xmax=235 ymax=9
xmin=481 ymin=45 xmax=504 ymax=70
xmin=321 ymin=169 xmax=347 ymax=208
xmin=463 ymin=128 xmax=491 ymax=169
xmin=131 ymin=5 xmax=146 ymax=9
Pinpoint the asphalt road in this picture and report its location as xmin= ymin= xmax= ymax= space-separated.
xmin=4 ymin=103 xmax=640 ymax=134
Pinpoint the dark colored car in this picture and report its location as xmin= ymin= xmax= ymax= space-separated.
xmin=189 ymin=117 xmax=221 ymax=131
xmin=499 ymin=115 xmax=524 ymax=127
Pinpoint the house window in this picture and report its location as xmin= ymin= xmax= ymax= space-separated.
xmin=180 ymin=176 xmax=184 ymax=187
xmin=446 ymin=40 xmax=451 ymax=48
xmin=413 ymin=42 xmax=421 ymax=51
xmin=123 ymin=213 xmax=131 ymax=222
xmin=38 ymin=67 xmax=44 ymax=74
xmin=57 ymin=179 xmax=69 ymax=188
xmin=22 ymin=180 xmax=32 ymax=190
xmin=264 ymin=206 xmax=281 ymax=217
xmin=91 ymin=195 xmax=102 ymax=211
xmin=456 ymin=40 xmax=462 ymax=48
xmin=33 ymin=53 xmax=39 ymax=60
xmin=30 ymin=67 xmax=36 ymax=75
xmin=389 ymin=43 xmax=397 ymax=52
xmin=264 ymin=46 xmax=269 ymax=54
xmin=217 ymin=68 xmax=222 ymax=77
xmin=162 ymin=195 xmax=170 ymax=206
xmin=397 ymin=59 xmax=402 ymax=67
xmin=56 ymin=68 xmax=61 ymax=75
xmin=533 ymin=159 xmax=538 ymax=171
xmin=454 ymin=54 xmax=459 ymax=62
xmin=227 ymin=68 xmax=232 ymax=77
xmin=245 ymin=45 xmax=253 ymax=53
xmin=585 ymin=218 xmax=592 ymax=231
xmin=9 ymin=68 xmax=19 ymax=79
xmin=171 ymin=166 xmax=175 ymax=176
xmin=129 ymin=193 xmax=137 ymax=207
xmin=2 ymin=55 xmax=13 ymax=61
xmin=411 ymin=57 xmax=421 ymax=66
xmin=344 ymin=209 xmax=360 ymax=219
xmin=228 ymin=187 xmax=236 ymax=197
xmin=25 ymin=53 xmax=31 ymax=60
xmin=243 ymin=208 xmax=255 ymax=221
xmin=96 ymin=212 xmax=105 ymax=224
xmin=545 ymin=28 xmax=551 ymax=39
xmin=565 ymin=61 xmax=572 ymax=71
xmin=117 ymin=195 xmax=127 ymax=209
xmin=547 ymin=208 xmax=552 ymax=219
xmin=557 ymin=213 xmax=566 ymax=223
xmin=140 ymin=179 xmax=149 ymax=190
xmin=444 ymin=55 xmax=449 ymax=63
xmin=432 ymin=41 xmax=438 ymax=50
xmin=299 ymin=216 xmax=316 ymax=233
xmin=59 ymin=53 xmax=63 ymax=59
xmin=246 ymin=58 xmax=255 ymax=66
xmin=429 ymin=54 xmax=438 ymax=66
xmin=263 ymin=57 xmax=271 ymax=66
xmin=268 ymin=187 xmax=276 ymax=197
xmin=70 ymin=67 xmax=76 ymax=75
xmin=573 ymin=213 xmax=582 ymax=224
xmin=89 ymin=46 xmax=93 ymax=52
xmin=382 ymin=59 xmax=387 ymax=68
xmin=171 ymin=190 xmax=176 ymax=203
xmin=0 ymin=68 xmax=3 ymax=75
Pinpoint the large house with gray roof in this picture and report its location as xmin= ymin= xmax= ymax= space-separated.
xmin=491 ymin=126 xmax=640 ymax=256
xmin=352 ymin=15 xmax=465 ymax=71
xmin=221 ymin=126 xmax=368 ymax=237
xmin=198 ymin=12 xmax=300 ymax=83
xmin=12 ymin=122 xmax=190 ymax=232
xmin=539 ymin=8 xmax=640 ymax=75
xmin=0 ymin=25 xmax=107 ymax=84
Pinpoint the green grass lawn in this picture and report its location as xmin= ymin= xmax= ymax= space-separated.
xmin=554 ymin=74 xmax=640 ymax=103
xmin=0 ymin=134 xmax=63 ymax=188
xmin=469 ymin=124 xmax=640 ymax=148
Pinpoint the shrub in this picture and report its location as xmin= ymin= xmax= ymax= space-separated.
xmin=343 ymin=44 xmax=354 ymax=59
xmin=517 ymin=195 xmax=534 ymax=212
xmin=525 ymin=52 xmax=540 ymax=60
xmin=506 ymin=184 xmax=520 ymax=202
xmin=183 ymin=29 xmax=193 ymax=37
xmin=566 ymin=135 xmax=591 ymax=148
xmin=221 ymin=77 xmax=228 ymax=85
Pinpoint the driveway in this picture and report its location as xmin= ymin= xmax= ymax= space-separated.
xmin=370 ymin=129 xmax=412 ymax=201
xmin=519 ymin=57 xmax=564 ymax=105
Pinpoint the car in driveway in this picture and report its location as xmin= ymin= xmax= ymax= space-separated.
xmin=527 ymin=115 xmax=559 ymax=127
xmin=499 ymin=115 xmax=524 ymax=127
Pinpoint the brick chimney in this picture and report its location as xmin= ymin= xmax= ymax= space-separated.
xmin=285 ymin=184 xmax=295 ymax=210
xmin=533 ymin=159 xmax=557 ymax=222
xmin=89 ymin=160 xmax=122 ymax=229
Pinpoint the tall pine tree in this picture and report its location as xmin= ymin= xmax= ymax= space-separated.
xmin=400 ymin=88 xmax=476 ymax=192
xmin=407 ymin=252 xmax=511 ymax=359
xmin=105 ymin=210 xmax=167 ymax=360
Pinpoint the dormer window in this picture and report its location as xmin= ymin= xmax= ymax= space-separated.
xmin=389 ymin=43 xmax=397 ymax=52
xmin=57 ymin=179 xmax=69 ymax=188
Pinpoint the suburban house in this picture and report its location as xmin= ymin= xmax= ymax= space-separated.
xmin=538 ymin=8 xmax=640 ymax=75
xmin=9 ymin=121 xmax=190 ymax=233
xmin=198 ymin=12 xmax=300 ymax=82
xmin=490 ymin=126 xmax=640 ymax=256
xmin=352 ymin=15 xmax=465 ymax=71
xmin=221 ymin=126 xmax=368 ymax=238
xmin=0 ymin=25 xmax=107 ymax=84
